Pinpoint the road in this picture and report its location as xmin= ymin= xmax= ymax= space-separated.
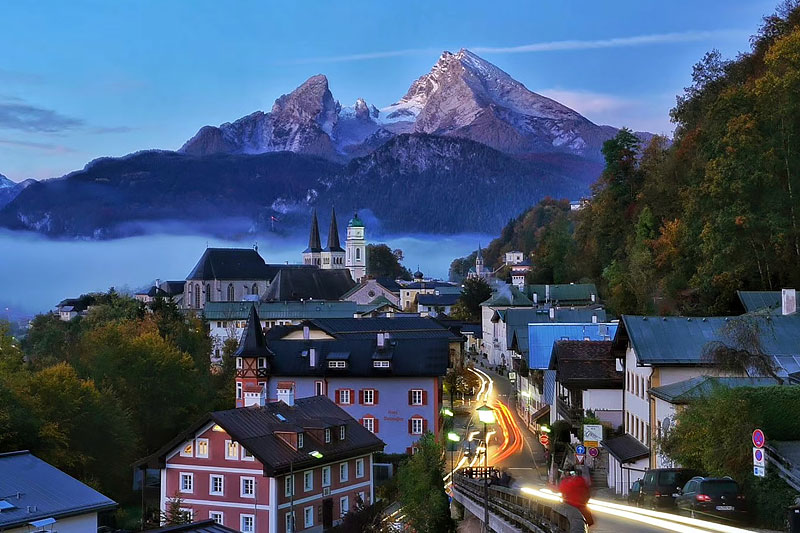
xmin=457 ymin=365 xmax=760 ymax=533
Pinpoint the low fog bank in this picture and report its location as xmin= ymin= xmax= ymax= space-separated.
xmin=0 ymin=229 xmax=491 ymax=316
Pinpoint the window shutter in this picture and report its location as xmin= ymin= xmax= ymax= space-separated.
xmin=373 ymin=389 xmax=379 ymax=404
xmin=359 ymin=390 xmax=364 ymax=405
xmin=335 ymin=389 xmax=341 ymax=404
xmin=422 ymin=419 xmax=428 ymax=433
xmin=374 ymin=419 xmax=379 ymax=433
xmin=408 ymin=419 xmax=412 ymax=434
xmin=359 ymin=418 xmax=364 ymax=426
xmin=407 ymin=390 xmax=412 ymax=405
xmin=406 ymin=447 xmax=412 ymax=455
xmin=349 ymin=389 xmax=355 ymax=403
xmin=422 ymin=391 xmax=428 ymax=405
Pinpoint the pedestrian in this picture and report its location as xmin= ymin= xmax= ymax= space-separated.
xmin=558 ymin=468 xmax=593 ymax=526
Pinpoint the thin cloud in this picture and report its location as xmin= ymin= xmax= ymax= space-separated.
xmin=537 ymin=88 xmax=636 ymax=114
xmin=471 ymin=29 xmax=748 ymax=54
xmin=0 ymin=101 xmax=84 ymax=133
xmin=91 ymin=126 xmax=135 ymax=134
xmin=0 ymin=138 xmax=77 ymax=154
xmin=287 ymin=47 xmax=439 ymax=65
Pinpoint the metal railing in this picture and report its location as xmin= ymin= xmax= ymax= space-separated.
xmin=453 ymin=469 xmax=587 ymax=533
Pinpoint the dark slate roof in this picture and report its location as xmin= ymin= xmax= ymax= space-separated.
xmin=261 ymin=269 xmax=355 ymax=302
xmin=375 ymin=278 xmax=403 ymax=293
xmin=147 ymin=520 xmax=239 ymax=533
xmin=187 ymin=248 xmax=268 ymax=281
xmin=504 ymin=307 xmax=608 ymax=356
xmin=204 ymin=301 xmax=359 ymax=321
xmin=417 ymin=293 xmax=460 ymax=306
xmin=481 ymin=285 xmax=534 ymax=307
xmin=305 ymin=209 xmax=322 ymax=253
xmin=233 ymin=306 xmax=273 ymax=359
xmin=548 ymin=341 xmax=621 ymax=389
xmin=601 ymin=434 xmax=649 ymax=463
xmin=56 ymin=294 xmax=95 ymax=312
xmin=618 ymin=315 xmax=800 ymax=374
xmin=323 ymin=207 xmax=344 ymax=252
xmin=402 ymin=280 xmax=457 ymax=290
xmin=300 ymin=316 xmax=461 ymax=341
xmin=526 ymin=283 xmax=598 ymax=304
xmin=649 ymin=376 xmax=785 ymax=404
xmin=737 ymin=291 xmax=782 ymax=314
xmin=0 ymin=451 xmax=116 ymax=529
xmin=161 ymin=281 xmax=185 ymax=296
xmin=146 ymin=397 xmax=384 ymax=477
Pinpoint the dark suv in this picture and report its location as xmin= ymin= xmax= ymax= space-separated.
xmin=640 ymin=468 xmax=700 ymax=509
xmin=675 ymin=477 xmax=747 ymax=522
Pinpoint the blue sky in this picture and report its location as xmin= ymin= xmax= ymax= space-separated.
xmin=0 ymin=0 xmax=779 ymax=181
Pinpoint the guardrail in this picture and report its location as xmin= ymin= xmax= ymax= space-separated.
xmin=453 ymin=469 xmax=587 ymax=533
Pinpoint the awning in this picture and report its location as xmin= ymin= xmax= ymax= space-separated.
xmin=530 ymin=404 xmax=550 ymax=423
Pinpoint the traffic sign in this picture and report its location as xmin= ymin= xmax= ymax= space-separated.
xmin=584 ymin=424 xmax=603 ymax=448
xmin=539 ymin=435 xmax=550 ymax=446
xmin=753 ymin=447 xmax=765 ymax=467
xmin=576 ymin=454 xmax=585 ymax=465
xmin=588 ymin=447 xmax=599 ymax=458
xmin=576 ymin=445 xmax=586 ymax=455
xmin=752 ymin=429 xmax=765 ymax=448
xmin=754 ymin=465 xmax=765 ymax=477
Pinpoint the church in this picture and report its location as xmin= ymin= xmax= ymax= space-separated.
xmin=303 ymin=208 xmax=367 ymax=283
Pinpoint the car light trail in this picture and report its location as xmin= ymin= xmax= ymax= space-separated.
xmin=586 ymin=499 xmax=756 ymax=533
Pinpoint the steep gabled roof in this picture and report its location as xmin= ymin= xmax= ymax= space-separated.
xmin=261 ymin=269 xmax=355 ymax=302
xmin=323 ymin=207 xmax=344 ymax=252
xmin=304 ymin=209 xmax=322 ymax=253
xmin=480 ymin=285 xmax=534 ymax=307
xmin=504 ymin=307 xmax=608 ymax=356
xmin=0 ymin=451 xmax=117 ymax=529
xmin=187 ymin=248 xmax=268 ymax=280
xmin=548 ymin=340 xmax=621 ymax=389
xmin=147 ymin=520 xmax=238 ymax=533
xmin=233 ymin=306 xmax=272 ymax=358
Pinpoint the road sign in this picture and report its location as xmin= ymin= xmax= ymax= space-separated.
xmin=754 ymin=465 xmax=765 ymax=477
xmin=508 ymin=372 xmax=517 ymax=382
xmin=753 ymin=447 xmax=765 ymax=467
xmin=576 ymin=454 xmax=585 ymax=465
xmin=752 ymin=428 xmax=765 ymax=448
xmin=539 ymin=435 xmax=550 ymax=446
xmin=588 ymin=447 xmax=599 ymax=458
xmin=576 ymin=445 xmax=586 ymax=455
xmin=584 ymin=424 xmax=603 ymax=448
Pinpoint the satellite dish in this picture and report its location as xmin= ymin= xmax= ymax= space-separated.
xmin=662 ymin=417 xmax=672 ymax=433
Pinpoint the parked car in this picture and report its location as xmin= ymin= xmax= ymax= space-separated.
xmin=628 ymin=479 xmax=643 ymax=506
xmin=640 ymin=468 xmax=700 ymax=509
xmin=675 ymin=477 xmax=747 ymax=523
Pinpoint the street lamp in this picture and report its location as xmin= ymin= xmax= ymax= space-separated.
xmin=540 ymin=424 xmax=551 ymax=433
xmin=442 ymin=408 xmax=455 ymax=417
xmin=447 ymin=432 xmax=460 ymax=481
xmin=289 ymin=450 xmax=324 ymax=533
xmin=475 ymin=404 xmax=495 ymax=533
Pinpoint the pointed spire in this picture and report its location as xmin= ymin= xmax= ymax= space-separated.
xmin=477 ymin=243 xmax=483 ymax=261
xmin=325 ymin=207 xmax=344 ymax=252
xmin=234 ymin=305 xmax=272 ymax=358
xmin=305 ymin=209 xmax=321 ymax=253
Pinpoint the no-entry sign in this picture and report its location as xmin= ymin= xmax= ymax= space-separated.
xmin=539 ymin=435 xmax=550 ymax=446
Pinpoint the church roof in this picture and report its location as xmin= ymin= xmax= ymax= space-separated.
xmin=348 ymin=212 xmax=364 ymax=227
xmin=233 ymin=305 xmax=272 ymax=358
xmin=477 ymin=244 xmax=483 ymax=261
xmin=261 ymin=268 xmax=355 ymax=302
xmin=304 ymin=209 xmax=322 ymax=253
xmin=323 ymin=207 xmax=344 ymax=252
xmin=187 ymin=248 xmax=269 ymax=281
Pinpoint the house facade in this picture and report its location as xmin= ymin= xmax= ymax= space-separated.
xmin=143 ymin=396 xmax=382 ymax=532
xmin=341 ymin=279 xmax=401 ymax=307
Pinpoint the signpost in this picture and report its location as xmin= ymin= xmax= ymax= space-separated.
xmin=539 ymin=434 xmax=550 ymax=447
xmin=588 ymin=447 xmax=599 ymax=458
xmin=583 ymin=424 xmax=603 ymax=448
xmin=576 ymin=445 xmax=586 ymax=455
xmin=752 ymin=429 xmax=766 ymax=477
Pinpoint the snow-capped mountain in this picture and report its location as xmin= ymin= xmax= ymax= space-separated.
xmin=0 ymin=174 xmax=36 ymax=210
xmin=180 ymin=49 xmax=639 ymax=161
xmin=0 ymin=174 xmax=15 ymax=189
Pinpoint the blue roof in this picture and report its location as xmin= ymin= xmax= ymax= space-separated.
xmin=737 ymin=291 xmax=782 ymax=314
xmin=528 ymin=322 xmax=618 ymax=370
xmin=619 ymin=315 xmax=800 ymax=373
xmin=0 ymin=451 xmax=116 ymax=529
xmin=504 ymin=307 xmax=607 ymax=356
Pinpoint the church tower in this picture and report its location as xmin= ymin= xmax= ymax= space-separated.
xmin=320 ymin=207 xmax=346 ymax=270
xmin=346 ymin=212 xmax=367 ymax=282
xmin=475 ymin=244 xmax=484 ymax=278
xmin=233 ymin=305 xmax=272 ymax=408
xmin=302 ymin=209 xmax=322 ymax=266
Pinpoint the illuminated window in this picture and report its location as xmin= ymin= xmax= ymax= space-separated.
xmin=180 ymin=442 xmax=193 ymax=457
xmin=196 ymin=438 xmax=208 ymax=458
xmin=225 ymin=441 xmax=238 ymax=460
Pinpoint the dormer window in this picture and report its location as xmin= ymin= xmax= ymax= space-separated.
xmin=339 ymin=425 xmax=346 ymax=440
xmin=236 ymin=358 xmax=243 ymax=369
xmin=324 ymin=428 xmax=331 ymax=443
xmin=328 ymin=360 xmax=347 ymax=369
xmin=373 ymin=360 xmax=390 ymax=368
xmin=298 ymin=432 xmax=304 ymax=449
xmin=257 ymin=357 xmax=267 ymax=369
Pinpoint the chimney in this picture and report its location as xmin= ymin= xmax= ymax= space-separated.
xmin=377 ymin=332 xmax=385 ymax=348
xmin=783 ymin=289 xmax=797 ymax=315
xmin=303 ymin=325 xmax=310 ymax=340
xmin=309 ymin=348 xmax=317 ymax=367
xmin=592 ymin=314 xmax=598 ymax=324
xmin=549 ymin=307 xmax=555 ymax=320
xmin=591 ymin=293 xmax=596 ymax=303
xmin=545 ymin=285 xmax=551 ymax=302
xmin=156 ymin=278 xmax=161 ymax=289
xmin=533 ymin=293 xmax=538 ymax=304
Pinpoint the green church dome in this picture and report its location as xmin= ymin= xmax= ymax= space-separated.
xmin=348 ymin=212 xmax=364 ymax=227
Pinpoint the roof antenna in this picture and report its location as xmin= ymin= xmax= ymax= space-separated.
xmin=253 ymin=241 xmax=258 ymax=252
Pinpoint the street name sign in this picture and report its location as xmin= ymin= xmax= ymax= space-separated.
xmin=584 ymin=424 xmax=603 ymax=448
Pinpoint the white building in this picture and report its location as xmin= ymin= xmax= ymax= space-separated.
xmin=345 ymin=212 xmax=367 ymax=282
xmin=504 ymin=251 xmax=524 ymax=265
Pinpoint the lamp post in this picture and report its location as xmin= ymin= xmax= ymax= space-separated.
xmin=476 ymin=404 xmax=495 ymax=533
xmin=447 ymin=432 xmax=460 ymax=481
xmin=289 ymin=450 xmax=324 ymax=533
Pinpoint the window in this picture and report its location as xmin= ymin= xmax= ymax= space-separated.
xmin=298 ymin=432 xmax=304 ymax=449
xmin=328 ymin=360 xmax=347 ymax=369
xmin=180 ymin=508 xmax=193 ymax=522
xmin=304 ymin=470 xmax=313 ymax=492
xmin=227 ymin=283 xmax=235 ymax=301
xmin=284 ymin=512 xmax=294 ymax=532
xmin=411 ymin=418 xmax=423 ymax=435
xmin=225 ymin=440 xmax=238 ymax=460
xmin=194 ymin=283 xmax=200 ymax=308
xmin=304 ymin=506 xmax=314 ymax=528
xmin=180 ymin=472 xmax=193 ymax=493
xmin=196 ymin=438 xmax=208 ymax=458
xmin=363 ymin=389 xmax=374 ymax=405
xmin=209 ymin=511 xmax=223 ymax=524
xmin=322 ymin=466 xmax=331 ymax=487
xmin=285 ymin=475 xmax=295 ymax=497
xmin=340 ymin=389 xmax=351 ymax=405
xmin=340 ymin=495 xmax=349 ymax=516
xmin=363 ymin=417 xmax=375 ymax=433
xmin=241 ymin=477 xmax=255 ymax=498
xmin=210 ymin=474 xmax=224 ymax=495
xmin=340 ymin=425 xmax=346 ymax=440
xmin=180 ymin=442 xmax=193 ymax=457
xmin=206 ymin=284 xmax=211 ymax=302
xmin=325 ymin=428 xmax=331 ymax=443
xmin=356 ymin=248 xmax=360 ymax=260
xmin=356 ymin=458 xmax=365 ymax=478
xmin=241 ymin=447 xmax=254 ymax=461
xmin=358 ymin=491 xmax=366 ymax=505
xmin=236 ymin=381 xmax=242 ymax=399
xmin=236 ymin=358 xmax=243 ymax=369
xmin=240 ymin=514 xmax=255 ymax=533
xmin=339 ymin=462 xmax=349 ymax=482
xmin=410 ymin=389 xmax=423 ymax=405
xmin=315 ymin=381 xmax=325 ymax=396
xmin=373 ymin=360 xmax=390 ymax=368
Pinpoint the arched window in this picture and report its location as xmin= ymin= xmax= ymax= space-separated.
xmin=356 ymin=248 xmax=360 ymax=260
xmin=205 ymin=284 xmax=211 ymax=302
xmin=194 ymin=283 xmax=200 ymax=308
xmin=252 ymin=283 xmax=259 ymax=295
xmin=227 ymin=283 xmax=235 ymax=301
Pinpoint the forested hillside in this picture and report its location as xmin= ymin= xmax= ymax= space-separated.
xmin=453 ymin=2 xmax=800 ymax=316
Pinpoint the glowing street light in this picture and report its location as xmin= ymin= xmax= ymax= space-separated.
xmin=475 ymin=404 xmax=495 ymax=533
xmin=447 ymin=432 xmax=460 ymax=442
xmin=447 ymin=432 xmax=460 ymax=480
xmin=442 ymin=408 xmax=454 ymax=417
xmin=540 ymin=424 xmax=552 ymax=433
xmin=476 ymin=404 xmax=496 ymax=425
